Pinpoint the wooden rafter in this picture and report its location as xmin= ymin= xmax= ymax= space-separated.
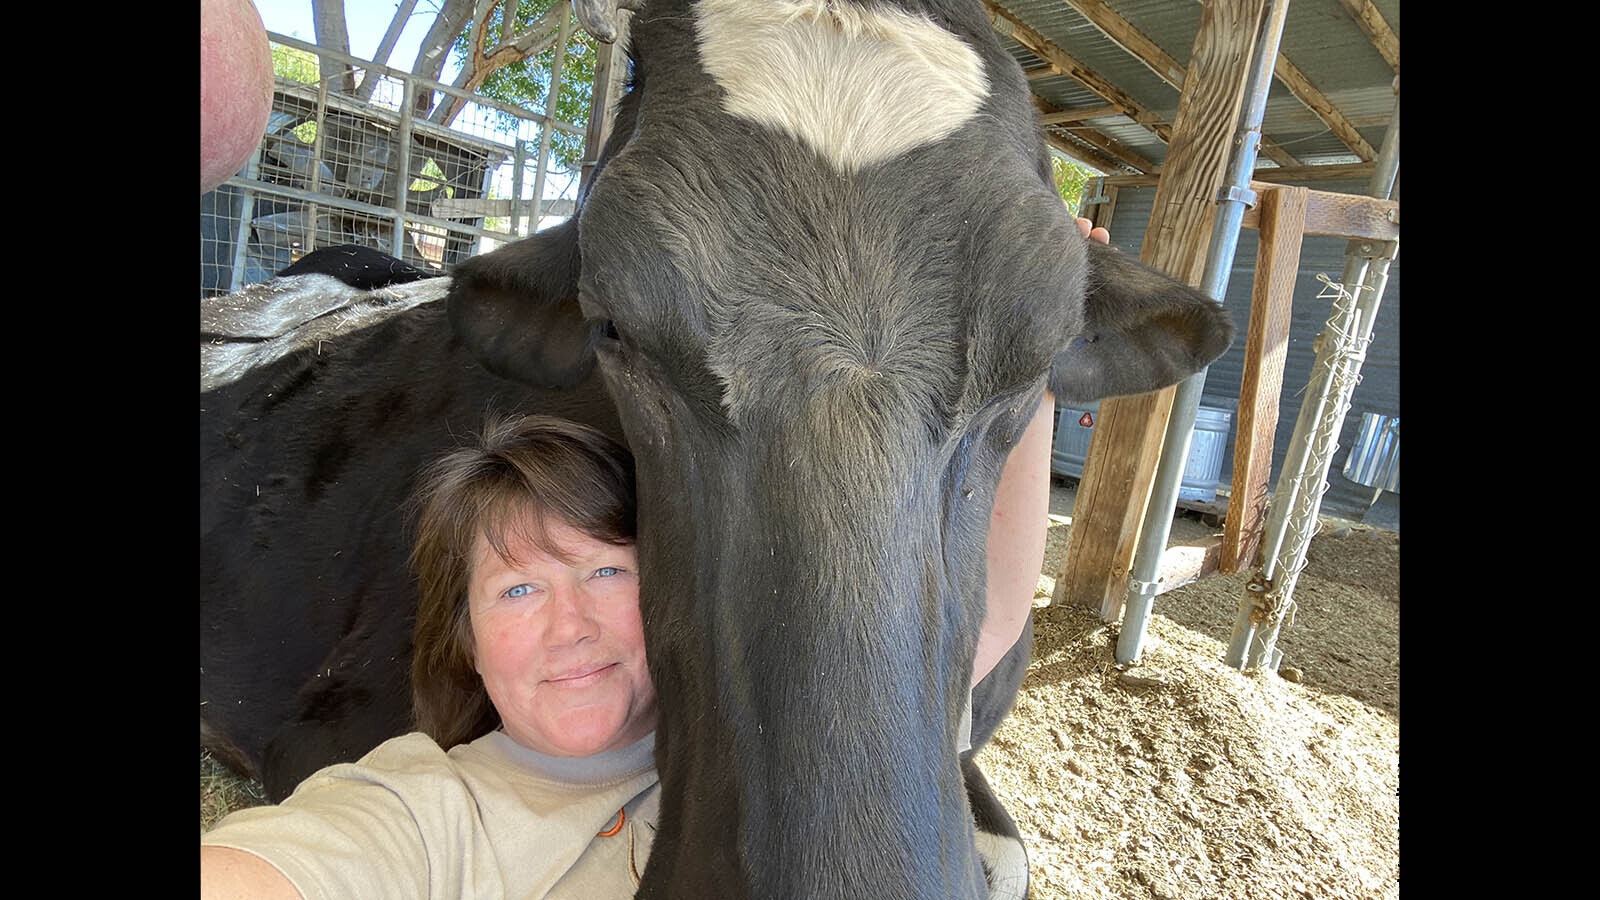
xmin=1271 ymin=53 xmax=1377 ymax=161
xmin=984 ymin=0 xmax=1174 ymax=149
xmin=990 ymin=2 xmax=1390 ymax=174
xmin=1336 ymin=0 xmax=1400 ymax=71
xmin=989 ymin=1 xmax=1313 ymax=173
xmin=1097 ymin=161 xmax=1377 ymax=186
xmin=1273 ymin=52 xmax=1376 ymax=160
xmin=1060 ymin=0 xmax=1187 ymax=90
xmin=1033 ymin=98 xmax=1158 ymax=173
xmin=1043 ymin=129 xmax=1136 ymax=175
xmin=1038 ymin=105 xmax=1122 ymax=125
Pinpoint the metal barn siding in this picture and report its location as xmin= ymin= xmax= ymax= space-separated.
xmin=1082 ymin=179 xmax=1400 ymax=529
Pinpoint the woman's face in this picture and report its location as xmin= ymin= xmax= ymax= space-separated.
xmin=468 ymin=518 xmax=657 ymax=757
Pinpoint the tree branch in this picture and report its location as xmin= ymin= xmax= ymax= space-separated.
xmin=311 ymin=0 xmax=357 ymax=93
xmin=430 ymin=1 xmax=570 ymax=126
xmin=354 ymin=0 xmax=421 ymax=102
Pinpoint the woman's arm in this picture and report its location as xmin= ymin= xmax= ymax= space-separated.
xmin=972 ymin=217 xmax=1109 ymax=687
xmin=972 ymin=390 xmax=1055 ymax=687
xmin=201 ymin=846 xmax=303 ymax=900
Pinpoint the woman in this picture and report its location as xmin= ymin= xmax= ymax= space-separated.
xmin=203 ymin=415 xmax=661 ymax=898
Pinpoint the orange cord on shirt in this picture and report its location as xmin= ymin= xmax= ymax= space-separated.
xmin=598 ymin=807 xmax=626 ymax=837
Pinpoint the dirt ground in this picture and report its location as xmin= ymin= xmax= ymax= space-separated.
xmin=979 ymin=479 xmax=1399 ymax=900
xmin=203 ymin=479 xmax=1399 ymax=899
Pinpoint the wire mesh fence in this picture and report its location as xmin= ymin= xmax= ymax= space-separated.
xmin=201 ymin=32 xmax=587 ymax=298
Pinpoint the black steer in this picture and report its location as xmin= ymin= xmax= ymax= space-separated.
xmin=446 ymin=2 xmax=1232 ymax=898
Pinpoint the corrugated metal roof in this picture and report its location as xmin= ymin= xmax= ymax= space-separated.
xmin=990 ymin=0 xmax=1399 ymax=177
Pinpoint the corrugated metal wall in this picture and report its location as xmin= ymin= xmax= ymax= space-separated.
xmin=1086 ymin=178 xmax=1400 ymax=529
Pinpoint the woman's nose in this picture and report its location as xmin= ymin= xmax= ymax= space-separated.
xmin=543 ymin=584 xmax=599 ymax=647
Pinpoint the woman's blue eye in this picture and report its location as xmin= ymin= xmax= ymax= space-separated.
xmin=505 ymin=583 xmax=535 ymax=598
xmin=595 ymin=567 xmax=620 ymax=578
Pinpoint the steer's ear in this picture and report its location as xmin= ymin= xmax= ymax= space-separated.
xmin=447 ymin=216 xmax=595 ymax=389
xmin=1049 ymin=239 xmax=1235 ymax=405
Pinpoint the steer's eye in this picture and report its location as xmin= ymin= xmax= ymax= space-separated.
xmin=591 ymin=318 xmax=621 ymax=344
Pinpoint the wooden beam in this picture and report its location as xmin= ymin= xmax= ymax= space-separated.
xmin=1221 ymin=185 xmax=1306 ymax=573
xmin=1098 ymin=161 xmax=1375 ymax=187
xmin=1249 ymin=163 xmax=1375 ymax=184
xmin=1060 ymin=0 xmax=1187 ymax=90
xmin=1053 ymin=0 xmax=1270 ymax=621
xmin=1335 ymin=0 xmax=1400 ymax=72
xmin=985 ymin=0 xmax=1174 ymax=146
xmin=1257 ymin=139 xmax=1302 ymax=170
xmin=1153 ymin=536 xmax=1224 ymax=597
xmin=1272 ymin=53 xmax=1377 ymax=161
xmin=1038 ymin=105 xmax=1123 ymax=125
xmin=1241 ymin=180 xmax=1398 ymax=241
xmin=431 ymin=197 xmax=575 ymax=218
xmin=1037 ymin=97 xmax=1160 ymax=174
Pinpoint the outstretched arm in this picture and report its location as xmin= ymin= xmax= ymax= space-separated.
xmin=972 ymin=217 xmax=1108 ymax=687
xmin=201 ymin=846 xmax=303 ymax=900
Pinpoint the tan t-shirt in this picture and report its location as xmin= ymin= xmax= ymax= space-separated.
xmin=202 ymin=730 xmax=661 ymax=900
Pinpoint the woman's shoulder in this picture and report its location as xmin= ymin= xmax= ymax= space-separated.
xmin=264 ymin=732 xmax=473 ymax=805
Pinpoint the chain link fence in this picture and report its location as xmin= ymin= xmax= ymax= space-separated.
xmin=201 ymin=32 xmax=585 ymax=298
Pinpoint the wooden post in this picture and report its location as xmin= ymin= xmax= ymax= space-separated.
xmin=1221 ymin=184 xmax=1305 ymax=572
xmin=580 ymin=13 xmax=632 ymax=199
xmin=1053 ymin=0 xmax=1270 ymax=619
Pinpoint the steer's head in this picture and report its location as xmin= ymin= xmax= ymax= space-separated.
xmin=448 ymin=1 xmax=1231 ymax=897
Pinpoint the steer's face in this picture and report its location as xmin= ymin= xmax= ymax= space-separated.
xmin=575 ymin=4 xmax=1081 ymax=892
xmin=447 ymin=2 xmax=1232 ymax=895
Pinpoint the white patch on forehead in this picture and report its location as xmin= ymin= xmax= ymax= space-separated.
xmin=692 ymin=0 xmax=990 ymax=173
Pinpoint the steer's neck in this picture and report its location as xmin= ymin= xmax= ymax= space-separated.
xmin=640 ymin=672 xmax=987 ymax=899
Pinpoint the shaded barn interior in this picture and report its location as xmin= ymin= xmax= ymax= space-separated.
xmin=976 ymin=0 xmax=1400 ymax=534
xmin=201 ymin=0 xmax=1400 ymax=614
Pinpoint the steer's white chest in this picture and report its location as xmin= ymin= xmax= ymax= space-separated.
xmin=692 ymin=0 xmax=990 ymax=173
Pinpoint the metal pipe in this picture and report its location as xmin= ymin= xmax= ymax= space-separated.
xmin=227 ymin=154 xmax=261 ymax=293
xmin=1225 ymin=83 xmax=1400 ymax=669
xmin=1117 ymin=0 xmax=1289 ymax=665
xmin=393 ymin=77 xmax=416 ymax=259
xmin=530 ymin=9 xmax=574 ymax=234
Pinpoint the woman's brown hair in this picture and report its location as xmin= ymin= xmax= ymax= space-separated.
xmin=408 ymin=414 xmax=636 ymax=749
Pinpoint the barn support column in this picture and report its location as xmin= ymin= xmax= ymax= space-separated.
xmin=1116 ymin=0 xmax=1290 ymax=665
xmin=1225 ymin=81 xmax=1400 ymax=671
xmin=1052 ymin=0 xmax=1272 ymax=620
xmin=579 ymin=10 xmax=632 ymax=198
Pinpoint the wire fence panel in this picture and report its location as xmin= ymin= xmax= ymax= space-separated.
xmin=201 ymin=32 xmax=586 ymax=298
